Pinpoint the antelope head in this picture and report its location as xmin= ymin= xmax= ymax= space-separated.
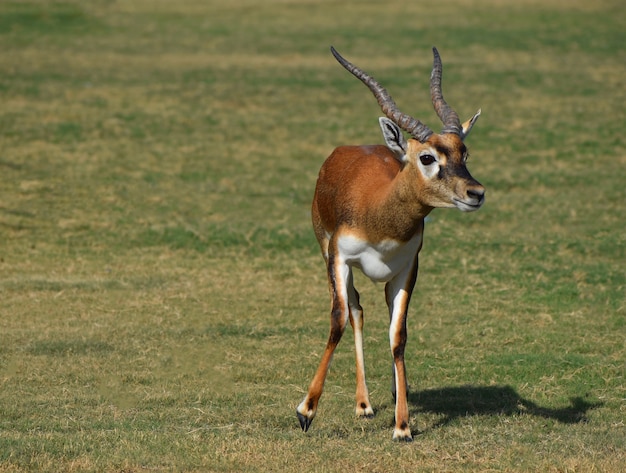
xmin=331 ymin=46 xmax=485 ymax=213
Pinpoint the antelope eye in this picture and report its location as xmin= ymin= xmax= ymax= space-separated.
xmin=419 ymin=154 xmax=436 ymax=166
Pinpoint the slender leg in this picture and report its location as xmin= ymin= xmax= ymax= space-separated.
xmin=297 ymin=251 xmax=351 ymax=432
xmin=348 ymin=283 xmax=374 ymax=418
xmin=385 ymin=255 xmax=419 ymax=441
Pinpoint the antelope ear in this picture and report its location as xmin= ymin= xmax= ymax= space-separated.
xmin=460 ymin=109 xmax=481 ymax=140
xmin=379 ymin=117 xmax=407 ymax=157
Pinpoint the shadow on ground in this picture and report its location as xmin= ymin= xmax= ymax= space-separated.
xmin=408 ymin=385 xmax=602 ymax=431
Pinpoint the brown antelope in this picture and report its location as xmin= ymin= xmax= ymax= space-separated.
xmin=296 ymin=46 xmax=485 ymax=441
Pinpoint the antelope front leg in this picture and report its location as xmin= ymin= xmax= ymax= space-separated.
xmin=296 ymin=254 xmax=351 ymax=432
xmin=385 ymin=256 xmax=419 ymax=441
xmin=348 ymin=284 xmax=374 ymax=418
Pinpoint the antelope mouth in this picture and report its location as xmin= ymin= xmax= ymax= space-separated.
xmin=453 ymin=198 xmax=484 ymax=212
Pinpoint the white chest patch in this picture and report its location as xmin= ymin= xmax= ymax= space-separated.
xmin=337 ymin=233 xmax=423 ymax=283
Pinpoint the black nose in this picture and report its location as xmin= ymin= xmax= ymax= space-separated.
xmin=467 ymin=188 xmax=485 ymax=204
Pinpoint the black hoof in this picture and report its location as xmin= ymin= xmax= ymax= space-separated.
xmin=297 ymin=411 xmax=312 ymax=432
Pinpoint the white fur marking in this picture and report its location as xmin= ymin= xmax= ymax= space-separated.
xmin=417 ymin=148 xmax=440 ymax=179
xmin=337 ymin=233 xmax=422 ymax=283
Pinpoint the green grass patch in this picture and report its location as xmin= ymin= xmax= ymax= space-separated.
xmin=0 ymin=2 xmax=97 ymax=35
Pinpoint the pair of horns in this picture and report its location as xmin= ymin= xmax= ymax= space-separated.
xmin=330 ymin=46 xmax=462 ymax=143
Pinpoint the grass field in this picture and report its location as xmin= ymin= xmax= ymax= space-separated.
xmin=1 ymin=0 xmax=625 ymax=471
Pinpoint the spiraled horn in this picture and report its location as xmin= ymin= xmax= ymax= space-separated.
xmin=330 ymin=46 xmax=433 ymax=143
xmin=430 ymin=47 xmax=462 ymax=135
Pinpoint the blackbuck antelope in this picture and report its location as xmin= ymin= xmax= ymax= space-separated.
xmin=296 ymin=46 xmax=485 ymax=441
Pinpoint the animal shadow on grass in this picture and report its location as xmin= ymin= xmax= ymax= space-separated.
xmin=408 ymin=385 xmax=602 ymax=432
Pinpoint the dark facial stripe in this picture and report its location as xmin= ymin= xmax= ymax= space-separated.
xmin=433 ymin=142 xmax=467 ymax=159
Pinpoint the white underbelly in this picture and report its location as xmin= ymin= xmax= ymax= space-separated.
xmin=337 ymin=233 xmax=422 ymax=283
